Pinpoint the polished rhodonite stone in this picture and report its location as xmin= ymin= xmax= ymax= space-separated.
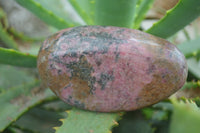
xmin=37 ymin=26 xmax=188 ymax=112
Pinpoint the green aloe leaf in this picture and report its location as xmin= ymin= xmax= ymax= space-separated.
xmin=113 ymin=111 xmax=153 ymax=133
xmin=55 ymin=108 xmax=123 ymax=133
xmin=147 ymin=0 xmax=200 ymax=38
xmin=133 ymin=0 xmax=155 ymax=29
xmin=14 ymin=107 xmax=66 ymax=133
xmin=0 ymin=65 xmax=35 ymax=91
xmin=69 ymin=0 xmax=95 ymax=21
xmin=0 ymin=81 xmax=55 ymax=132
xmin=187 ymin=58 xmax=200 ymax=79
xmin=0 ymin=8 xmax=9 ymax=29
xmin=95 ymin=0 xmax=138 ymax=28
xmin=177 ymin=38 xmax=200 ymax=79
xmin=177 ymin=37 xmax=200 ymax=58
xmin=0 ymin=26 xmax=18 ymax=51
xmin=0 ymin=9 xmax=18 ymax=50
xmin=68 ymin=0 xmax=94 ymax=25
xmin=8 ymin=28 xmax=44 ymax=42
xmin=0 ymin=24 xmax=18 ymax=50
xmin=15 ymin=0 xmax=80 ymax=30
xmin=0 ymin=47 xmax=37 ymax=68
xmin=33 ymin=0 xmax=83 ymax=25
xmin=170 ymin=99 xmax=200 ymax=133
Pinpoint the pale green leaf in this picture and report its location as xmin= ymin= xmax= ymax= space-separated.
xmin=56 ymin=108 xmax=122 ymax=133
xmin=15 ymin=0 xmax=80 ymax=30
xmin=170 ymin=99 xmax=200 ymax=133
xmin=147 ymin=0 xmax=200 ymax=38
xmin=177 ymin=37 xmax=200 ymax=58
xmin=0 ymin=65 xmax=35 ymax=90
xmin=69 ymin=0 xmax=95 ymax=21
xmin=177 ymin=38 xmax=200 ymax=79
xmin=187 ymin=58 xmax=200 ymax=79
xmin=69 ymin=0 xmax=94 ymax=24
xmin=95 ymin=0 xmax=138 ymax=28
xmin=133 ymin=0 xmax=155 ymax=29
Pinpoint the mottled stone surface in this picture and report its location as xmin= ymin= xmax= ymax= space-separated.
xmin=37 ymin=26 xmax=188 ymax=112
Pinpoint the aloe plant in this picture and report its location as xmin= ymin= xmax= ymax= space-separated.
xmin=0 ymin=0 xmax=200 ymax=132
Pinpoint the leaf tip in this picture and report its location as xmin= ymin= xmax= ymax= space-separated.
xmin=53 ymin=126 xmax=59 ymax=131
xmin=59 ymin=118 xmax=65 ymax=123
xmin=65 ymin=110 xmax=71 ymax=114
xmin=112 ymin=120 xmax=119 ymax=126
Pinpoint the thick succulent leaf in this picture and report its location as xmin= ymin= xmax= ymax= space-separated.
xmin=0 ymin=8 xmax=9 ymax=28
xmin=147 ymin=0 xmax=200 ymax=38
xmin=69 ymin=0 xmax=95 ymax=21
xmin=8 ymin=28 xmax=44 ymax=42
xmin=14 ymin=107 xmax=66 ymax=133
xmin=95 ymin=0 xmax=138 ymax=28
xmin=177 ymin=37 xmax=200 ymax=58
xmin=187 ymin=58 xmax=200 ymax=79
xmin=15 ymin=0 xmax=80 ymax=30
xmin=133 ymin=0 xmax=155 ymax=29
xmin=113 ymin=111 xmax=153 ymax=133
xmin=177 ymin=38 xmax=200 ymax=79
xmin=0 ymin=23 xmax=18 ymax=50
xmin=0 ymin=47 xmax=37 ymax=68
xmin=55 ymin=108 xmax=122 ymax=133
xmin=153 ymin=121 xmax=170 ymax=133
xmin=33 ymin=0 xmax=83 ymax=25
xmin=0 ymin=9 xmax=18 ymax=50
xmin=68 ymin=0 xmax=94 ymax=24
xmin=170 ymin=99 xmax=200 ymax=133
xmin=0 ymin=81 xmax=55 ymax=132
xmin=0 ymin=64 xmax=35 ymax=90
xmin=142 ymin=106 xmax=171 ymax=133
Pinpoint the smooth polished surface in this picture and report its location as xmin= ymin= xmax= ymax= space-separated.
xmin=37 ymin=26 xmax=187 ymax=112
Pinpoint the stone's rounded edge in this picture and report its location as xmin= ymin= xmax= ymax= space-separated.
xmin=37 ymin=25 xmax=188 ymax=112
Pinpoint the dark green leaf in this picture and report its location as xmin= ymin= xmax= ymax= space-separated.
xmin=113 ymin=111 xmax=153 ymax=133
xmin=14 ymin=107 xmax=65 ymax=133
xmin=0 ymin=81 xmax=55 ymax=132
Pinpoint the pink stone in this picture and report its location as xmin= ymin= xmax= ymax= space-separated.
xmin=37 ymin=26 xmax=188 ymax=112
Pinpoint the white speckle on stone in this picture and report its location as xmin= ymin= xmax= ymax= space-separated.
xmin=41 ymin=56 xmax=46 ymax=63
